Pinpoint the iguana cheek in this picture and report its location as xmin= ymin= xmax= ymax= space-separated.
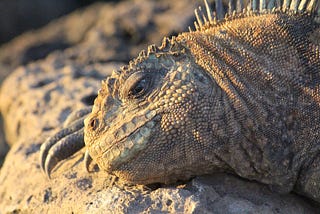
xmin=85 ymin=109 xmax=158 ymax=171
xmin=94 ymin=119 xmax=156 ymax=172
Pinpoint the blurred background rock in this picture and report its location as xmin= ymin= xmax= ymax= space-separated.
xmin=0 ymin=0 xmax=120 ymax=45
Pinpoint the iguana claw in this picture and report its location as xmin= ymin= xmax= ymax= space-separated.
xmin=39 ymin=107 xmax=92 ymax=178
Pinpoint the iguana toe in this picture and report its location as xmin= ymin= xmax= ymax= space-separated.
xmin=43 ymin=129 xmax=84 ymax=178
xmin=39 ymin=107 xmax=91 ymax=178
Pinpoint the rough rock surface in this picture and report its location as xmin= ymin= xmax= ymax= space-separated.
xmin=0 ymin=0 xmax=319 ymax=213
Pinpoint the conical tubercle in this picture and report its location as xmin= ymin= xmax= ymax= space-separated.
xmin=193 ymin=0 xmax=219 ymax=32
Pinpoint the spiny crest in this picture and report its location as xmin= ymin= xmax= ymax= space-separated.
xmin=131 ymin=36 xmax=183 ymax=67
xmin=102 ymin=34 xmax=186 ymax=96
xmin=108 ymin=0 xmax=319 ymax=87
xmin=192 ymin=0 xmax=320 ymax=32
xmin=117 ymin=36 xmax=184 ymax=80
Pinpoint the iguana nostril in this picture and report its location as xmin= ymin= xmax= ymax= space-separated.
xmin=90 ymin=118 xmax=99 ymax=131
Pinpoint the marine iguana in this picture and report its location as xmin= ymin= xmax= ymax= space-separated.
xmin=40 ymin=0 xmax=320 ymax=203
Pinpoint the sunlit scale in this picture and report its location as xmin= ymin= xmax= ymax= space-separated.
xmin=99 ymin=119 xmax=156 ymax=170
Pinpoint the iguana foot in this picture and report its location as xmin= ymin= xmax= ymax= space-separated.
xmin=39 ymin=106 xmax=92 ymax=178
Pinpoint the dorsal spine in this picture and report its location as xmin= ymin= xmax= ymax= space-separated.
xmin=192 ymin=0 xmax=320 ymax=32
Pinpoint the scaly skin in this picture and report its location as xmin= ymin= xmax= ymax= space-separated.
xmin=40 ymin=0 xmax=320 ymax=202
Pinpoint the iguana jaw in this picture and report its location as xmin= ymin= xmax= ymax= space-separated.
xmin=84 ymin=108 xmax=158 ymax=172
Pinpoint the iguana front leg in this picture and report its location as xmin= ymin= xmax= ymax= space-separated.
xmin=39 ymin=106 xmax=92 ymax=178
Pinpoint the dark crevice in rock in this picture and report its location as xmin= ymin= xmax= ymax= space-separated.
xmin=0 ymin=113 xmax=9 ymax=167
xmin=81 ymin=94 xmax=97 ymax=106
xmin=144 ymin=183 xmax=163 ymax=191
xmin=22 ymin=42 xmax=71 ymax=65
xmin=25 ymin=143 xmax=41 ymax=158
xmin=76 ymin=178 xmax=93 ymax=191
xmin=85 ymin=59 xmax=128 ymax=66
xmin=30 ymin=78 xmax=55 ymax=88
xmin=42 ymin=126 xmax=55 ymax=132
xmin=16 ymin=121 xmax=21 ymax=137
xmin=43 ymin=188 xmax=53 ymax=203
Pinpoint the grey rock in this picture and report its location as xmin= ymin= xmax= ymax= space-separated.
xmin=0 ymin=55 xmax=115 ymax=145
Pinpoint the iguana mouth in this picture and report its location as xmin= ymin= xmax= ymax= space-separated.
xmin=102 ymin=120 xmax=156 ymax=170
xmin=86 ymin=110 xmax=158 ymax=171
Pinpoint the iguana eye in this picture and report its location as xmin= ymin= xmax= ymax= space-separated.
xmin=130 ymin=78 xmax=147 ymax=96
xmin=124 ymin=72 xmax=153 ymax=99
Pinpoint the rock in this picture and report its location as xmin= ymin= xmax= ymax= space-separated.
xmin=0 ymin=55 xmax=115 ymax=145
xmin=0 ymin=0 xmax=319 ymax=213
xmin=0 ymin=57 xmax=122 ymax=213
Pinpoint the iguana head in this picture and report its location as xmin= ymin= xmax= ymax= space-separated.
xmin=84 ymin=39 xmax=217 ymax=184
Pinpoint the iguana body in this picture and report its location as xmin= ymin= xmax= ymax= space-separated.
xmin=40 ymin=0 xmax=320 ymax=203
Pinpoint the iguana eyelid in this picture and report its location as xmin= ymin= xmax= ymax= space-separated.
xmin=122 ymin=72 xmax=154 ymax=100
